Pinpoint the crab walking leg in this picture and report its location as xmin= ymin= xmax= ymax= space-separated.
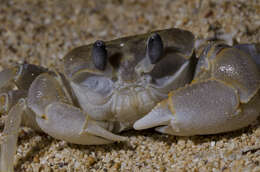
xmin=0 ymin=64 xmax=47 ymax=172
xmin=0 ymin=99 xmax=26 ymax=172
xmin=35 ymin=102 xmax=127 ymax=145
xmin=134 ymin=79 xmax=260 ymax=136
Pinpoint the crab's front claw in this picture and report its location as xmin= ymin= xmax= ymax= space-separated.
xmin=134 ymin=79 xmax=260 ymax=136
xmin=135 ymin=42 xmax=260 ymax=136
xmin=36 ymin=102 xmax=127 ymax=145
xmin=28 ymin=72 xmax=126 ymax=145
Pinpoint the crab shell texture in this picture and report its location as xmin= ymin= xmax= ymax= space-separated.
xmin=134 ymin=42 xmax=260 ymax=136
xmin=61 ymin=28 xmax=196 ymax=132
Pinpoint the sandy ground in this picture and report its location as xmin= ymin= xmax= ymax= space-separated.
xmin=0 ymin=0 xmax=260 ymax=171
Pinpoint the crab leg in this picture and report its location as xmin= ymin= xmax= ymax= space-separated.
xmin=0 ymin=64 xmax=48 ymax=172
xmin=0 ymin=99 xmax=26 ymax=172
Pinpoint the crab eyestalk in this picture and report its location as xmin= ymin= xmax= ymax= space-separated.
xmin=135 ymin=33 xmax=164 ymax=75
xmin=92 ymin=40 xmax=108 ymax=71
xmin=147 ymin=33 xmax=164 ymax=64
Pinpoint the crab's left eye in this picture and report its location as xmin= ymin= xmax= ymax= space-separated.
xmin=147 ymin=33 xmax=164 ymax=64
xmin=92 ymin=40 xmax=107 ymax=71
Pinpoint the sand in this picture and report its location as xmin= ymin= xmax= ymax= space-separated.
xmin=0 ymin=0 xmax=260 ymax=171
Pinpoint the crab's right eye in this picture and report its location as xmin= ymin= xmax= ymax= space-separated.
xmin=92 ymin=40 xmax=107 ymax=71
xmin=147 ymin=33 xmax=164 ymax=64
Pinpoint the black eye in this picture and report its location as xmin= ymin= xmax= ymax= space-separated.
xmin=147 ymin=33 xmax=164 ymax=64
xmin=92 ymin=40 xmax=107 ymax=70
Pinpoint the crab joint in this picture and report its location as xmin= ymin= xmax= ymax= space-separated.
xmin=41 ymin=114 xmax=47 ymax=120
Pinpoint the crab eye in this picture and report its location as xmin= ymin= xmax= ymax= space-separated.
xmin=92 ymin=40 xmax=107 ymax=70
xmin=147 ymin=33 xmax=164 ymax=64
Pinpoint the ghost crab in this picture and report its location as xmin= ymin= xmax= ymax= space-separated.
xmin=0 ymin=28 xmax=260 ymax=171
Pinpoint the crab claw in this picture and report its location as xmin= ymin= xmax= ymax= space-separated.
xmin=133 ymin=100 xmax=173 ymax=130
xmin=134 ymin=79 xmax=260 ymax=136
xmin=35 ymin=102 xmax=127 ymax=145
xmin=28 ymin=72 xmax=127 ymax=145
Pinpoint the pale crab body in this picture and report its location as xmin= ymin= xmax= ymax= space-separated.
xmin=61 ymin=29 xmax=196 ymax=131
xmin=0 ymin=28 xmax=260 ymax=172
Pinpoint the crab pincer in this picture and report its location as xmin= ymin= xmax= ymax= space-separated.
xmin=134 ymin=42 xmax=260 ymax=136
